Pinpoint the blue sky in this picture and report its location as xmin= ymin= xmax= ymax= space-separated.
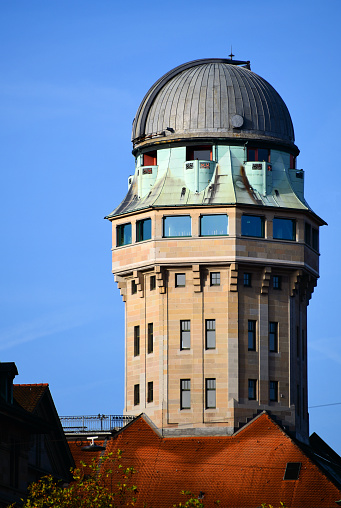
xmin=1 ymin=0 xmax=341 ymax=453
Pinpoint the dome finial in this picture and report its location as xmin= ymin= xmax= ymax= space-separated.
xmin=229 ymin=46 xmax=235 ymax=60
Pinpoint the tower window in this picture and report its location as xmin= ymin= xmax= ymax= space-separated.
xmin=269 ymin=381 xmax=278 ymax=402
xmin=150 ymin=275 xmax=156 ymax=291
xmin=289 ymin=154 xmax=297 ymax=169
xmin=210 ymin=272 xmax=220 ymax=286
xmin=180 ymin=320 xmax=191 ymax=350
xmin=205 ymin=378 xmax=216 ymax=409
xmin=284 ymin=462 xmax=301 ymax=480
xmin=273 ymin=275 xmax=281 ymax=290
xmin=134 ymin=384 xmax=140 ymax=406
xmin=269 ymin=322 xmax=278 ymax=352
xmin=134 ymin=326 xmax=140 ymax=357
xmin=200 ymin=215 xmax=228 ymax=236
xmin=163 ymin=216 xmax=191 ymax=237
xmin=205 ymin=320 xmax=216 ymax=349
xmin=297 ymin=384 xmax=300 ymax=416
xmin=247 ymin=147 xmax=270 ymax=162
xmin=116 ymin=223 xmax=132 ymax=247
xmin=186 ymin=145 xmax=212 ymax=161
xmin=296 ymin=326 xmax=300 ymax=358
xmin=248 ymin=320 xmax=256 ymax=351
xmin=241 ymin=215 xmax=265 ymax=238
xmin=175 ymin=273 xmax=186 ymax=287
xmin=131 ymin=280 xmax=137 ymax=295
xmin=305 ymin=222 xmax=312 ymax=246
xmin=244 ymin=273 xmax=252 ymax=287
xmin=180 ymin=379 xmax=191 ymax=409
xmin=248 ymin=379 xmax=257 ymax=400
xmin=147 ymin=381 xmax=153 ymax=403
xmin=136 ymin=218 xmax=152 ymax=242
xmin=273 ymin=218 xmax=296 ymax=241
xmin=147 ymin=323 xmax=153 ymax=354
xmin=312 ymin=228 xmax=319 ymax=252
xmin=143 ymin=151 xmax=157 ymax=166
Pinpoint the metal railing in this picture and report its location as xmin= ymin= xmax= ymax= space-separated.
xmin=60 ymin=414 xmax=135 ymax=433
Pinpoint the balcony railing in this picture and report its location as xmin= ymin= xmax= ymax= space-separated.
xmin=60 ymin=414 xmax=135 ymax=433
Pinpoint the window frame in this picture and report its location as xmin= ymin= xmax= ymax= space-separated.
xmin=116 ymin=223 xmax=132 ymax=247
xmin=205 ymin=319 xmax=216 ymax=350
xmin=248 ymin=320 xmax=256 ymax=351
xmin=205 ymin=378 xmax=216 ymax=409
xmin=269 ymin=322 xmax=278 ymax=353
xmin=136 ymin=218 xmax=152 ymax=242
xmin=200 ymin=214 xmax=229 ymax=237
xmin=273 ymin=218 xmax=296 ymax=241
xmin=147 ymin=323 xmax=153 ymax=354
xmin=241 ymin=215 xmax=265 ymax=238
xmin=180 ymin=379 xmax=191 ymax=409
xmin=273 ymin=275 xmax=281 ymax=290
xmin=163 ymin=215 xmax=191 ymax=238
xmin=150 ymin=275 xmax=156 ymax=291
xmin=175 ymin=273 xmax=186 ymax=288
xmin=269 ymin=380 xmax=278 ymax=402
xmin=247 ymin=147 xmax=270 ymax=163
xmin=147 ymin=381 xmax=153 ymax=403
xmin=134 ymin=384 xmax=140 ymax=406
xmin=210 ymin=272 xmax=220 ymax=286
xmin=186 ymin=145 xmax=212 ymax=161
xmin=131 ymin=280 xmax=137 ymax=295
xmin=243 ymin=273 xmax=252 ymax=287
xmin=248 ymin=379 xmax=257 ymax=400
xmin=134 ymin=325 xmax=140 ymax=357
xmin=180 ymin=320 xmax=191 ymax=350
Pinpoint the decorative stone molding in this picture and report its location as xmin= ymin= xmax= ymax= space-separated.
xmin=192 ymin=264 xmax=201 ymax=293
xmin=133 ymin=270 xmax=144 ymax=298
xmin=291 ymin=270 xmax=302 ymax=297
xmin=155 ymin=265 xmax=166 ymax=294
xmin=114 ymin=275 xmax=127 ymax=302
xmin=229 ymin=263 xmax=238 ymax=292
xmin=261 ymin=266 xmax=272 ymax=294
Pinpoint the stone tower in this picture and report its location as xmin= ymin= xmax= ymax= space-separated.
xmin=106 ymin=58 xmax=324 ymax=440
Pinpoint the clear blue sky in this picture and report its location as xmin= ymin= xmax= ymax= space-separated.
xmin=1 ymin=0 xmax=341 ymax=453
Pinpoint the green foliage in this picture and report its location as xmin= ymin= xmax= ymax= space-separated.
xmin=8 ymin=450 xmax=137 ymax=508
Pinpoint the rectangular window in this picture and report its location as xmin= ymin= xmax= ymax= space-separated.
xmin=247 ymin=147 xmax=270 ymax=162
xmin=134 ymin=384 xmax=140 ymax=406
xmin=305 ymin=222 xmax=312 ymax=246
xmin=187 ymin=145 xmax=212 ymax=161
xmin=273 ymin=218 xmax=296 ymax=241
xmin=269 ymin=381 xmax=278 ymax=402
xmin=116 ymin=223 xmax=132 ymax=247
xmin=150 ymin=275 xmax=156 ymax=291
xmin=290 ymin=154 xmax=296 ymax=169
xmin=297 ymin=384 xmax=300 ymax=416
xmin=163 ymin=216 xmax=191 ymax=237
xmin=136 ymin=218 xmax=152 ymax=242
xmin=210 ymin=272 xmax=220 ymax=286
xmin=244 ymin=273 xmax=252 ymax=287
xmin=134 ymin=326 xmax=140 ymax=357
xmin=248 ymin=379 xmax=257 ymax=400
xmin=205 ymin=319 xmax=216 ymax=349
xmin=241 ymin=215 xmax=265 ymax=238
xmin=175 ymin=273 xmax=186 ymax=287
xmin=180 ymin=379 xmax=191 ymax=409
xmin=200 ymin=215 xmax=228 ymax=236
xmin=131 ymin=280 xmax=137 ymax=295
xmin=312 ymin=228 xmax=319 ymax=251
xmin=143 ymin=151 xmax=157 ymax=166
xmin=248 ymin=320 xmax=256 ymax=351
xmin=284 ymin=462 xmax=301 ymax=480
xmin=147 ymin=323 xmax=153 ymax=354
xmin=205 ymin=378 xmax=216 ymax=409
xmin=180 ymin=320 xmax=191 ymax=350
xmin=269 ymin=322 xmax=278 ymax=352
xmin=273 ymin=275 xmax=281 ymax=290
xmin=147 ymin=381 xmax=153 ymax=403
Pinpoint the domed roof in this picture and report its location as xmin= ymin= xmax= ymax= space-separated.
xmin=132 ymin=58 xmax=296 ymax=151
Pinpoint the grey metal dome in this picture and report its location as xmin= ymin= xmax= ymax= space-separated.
xmin=132 ymin=58 xmax=295 ymax=150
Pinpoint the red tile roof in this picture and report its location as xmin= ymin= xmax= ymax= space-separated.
xmin=68 ymin=412 xmax=341 ymax=508
xmin=13 ymin=384 xmax=49 ymax=413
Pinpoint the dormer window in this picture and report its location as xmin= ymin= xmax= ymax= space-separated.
xmin=186 ymin=145 xmax=212 ymax=161
xmin=247 ymin=147 xmax=270 ymax=162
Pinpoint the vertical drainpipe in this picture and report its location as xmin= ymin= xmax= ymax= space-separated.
xmin=195 ymin=160 xmax=199 ymax=193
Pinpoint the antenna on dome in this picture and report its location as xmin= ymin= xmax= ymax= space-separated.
xmin=229 ymin=46 xmax=235 ymax=60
